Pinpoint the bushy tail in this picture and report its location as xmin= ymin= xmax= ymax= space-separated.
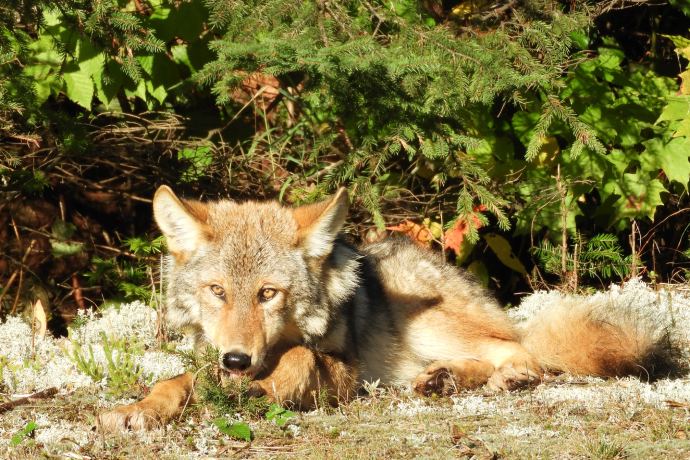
xmin=519 ymin=298 xmax=683 ymax=380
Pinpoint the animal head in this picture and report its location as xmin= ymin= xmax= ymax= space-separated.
xmin=153 ymin=186 xmax=357 ymax=377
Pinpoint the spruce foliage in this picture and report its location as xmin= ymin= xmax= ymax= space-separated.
xmin=197 ymin=0 xmax=594 ymax=228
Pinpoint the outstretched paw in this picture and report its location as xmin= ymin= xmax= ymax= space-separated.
xmin=98 ymin=402 xmax=165 ymax=432
xmin=487 ymin=363 xmax=541 ymax=391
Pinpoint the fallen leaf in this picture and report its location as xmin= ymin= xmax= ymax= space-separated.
xmin=483 ymin=233 xmax=527 ymax=274
xmin=387 ymin=220 xmax=433 ymax=247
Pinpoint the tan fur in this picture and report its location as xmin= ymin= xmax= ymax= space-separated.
xmin=99 ymin=188 xmax=677 ymax=433
xmin=98 ymin=373 xmax=194 ymax=431
xmin=251 ymin=345 xmax=357 ymax=407
xmin=520 ymin=299 xmax=667 ymax=378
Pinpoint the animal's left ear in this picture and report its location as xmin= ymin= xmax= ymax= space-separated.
xmin=292 ymin=188 xmax=349 ymax=258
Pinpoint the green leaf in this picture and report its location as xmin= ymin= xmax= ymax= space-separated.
xmin=602 ymin=173 xmax=667 ymax=221
xmin=149 ymin=2 xmax=206 ymax=42
xmin=483 ymin=233 xmax=527 ymax=274
xmin=63 ymin=63 xmax=94 ymax=109
xmin=661 ymin=33 xmax=690 ymax=49
xmin=76 ymin=38 xmax=105 ymax=79
xmin=51 ymin=241 xmax=84 ymax=257
xmin=674 ymin=118 xmax=690 ymax=138
xmin=213 ymin=419 xmax=252 ymax=441
xmin=657 ymin=96 xmax=690 ymax=123
xmin=466 ymin=260 xmax=489 ymax=286
xmin=171 ymin=45 xmax=194 ymax=72
xmin=641 ymin=137 xmax=690 ymax=189
xmin=51 ymin=220 xmax=77 ymax=240
xmin=95 ymin=60 xmax=126 ymax=106
xmin=11 ymin=421 xmax=37 ymax=446
xmin=265 ymin=403 xmax=297 ymax=427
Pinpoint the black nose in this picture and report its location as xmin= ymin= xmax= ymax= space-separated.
xmin=221 ymin=352 xmax=252 ymax=371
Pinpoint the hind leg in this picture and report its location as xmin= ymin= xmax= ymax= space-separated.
xmin=413 ymin=342 xmax=542 ymax=396
xmin=413 ymin=359 xmax=495 ymax=396
xmin=481 ymin=340 xmax=542 ymax=391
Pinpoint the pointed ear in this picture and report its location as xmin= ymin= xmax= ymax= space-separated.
xmin=153 ymin=186 xmax=209 ymax=255
xmin=293 ymin=188 xmax=349 ymax=258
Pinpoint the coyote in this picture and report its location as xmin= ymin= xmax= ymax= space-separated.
xmin=99 ymin=186 xmax=675 ymax=431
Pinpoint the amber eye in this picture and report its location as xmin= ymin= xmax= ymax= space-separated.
xmin=209 ymin=284 xmax=225 ymax=298
xmin=258 ymin=287 xmax=277 ymax=302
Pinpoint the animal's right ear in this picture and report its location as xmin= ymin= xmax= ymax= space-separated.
xmin=153 ymin=185 xmax=209 ymax=256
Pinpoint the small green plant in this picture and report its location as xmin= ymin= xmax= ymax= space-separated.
xmin=212 ymin=418 xmax=252 ymax=441
xmin=67 ymin=332 xmax=142 ymax=397
xmin=265 ymin=403 xmax=296 ymax=427
xmin=101 ymin=333 xmax=142 ymax=397
xmin=68 ymin=342 xmax=105 ymax=383
xmin=534 ymin=233 xmax=632 ymax=284
xmin=10 ymin=421 xmax=37 ymax=446
xmin=124 ymin=236 xmax=166 ymax=256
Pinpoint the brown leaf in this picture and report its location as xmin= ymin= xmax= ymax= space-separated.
xmin=387 ymin=220 xmax=433 ymax=247
xmin=231 ymin=72 xmax=281 ymax=111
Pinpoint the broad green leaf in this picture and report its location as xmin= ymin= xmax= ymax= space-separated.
xmin=149 ymin=2 xmax=205 ymax=42
xmin=674 ymin=118 xmax=690 ymax=138
xmin=657 ymin=96 xmax=690 ymax=123
xmin=483 ymin=233 xmax=527 ymax=274
xmin=42 ymin=7 xmax=62 ymax=27
xmin=146 ymin=80 xmax=168 ymax=105
xmin=95 ymin=60 xmax=125 ymax=105
xmin=212 ymin=419 xmax=252 ymax=441
xmin=171 ymin=45 xmax=194 ymax=72
xmin=23 ymin=34 xmax=63 ymax=103
xmin=63 ymin=64 xmax=94 ymax=109
xmin=137 ymin=55 xmax=155 ymax=76
xmin=76 ymin=38 xmax=105 ymax=78
xmin=26 ymin=34 xmax=62 ymax=67
xmin=661 ymin=33 xmax=690 ymax=50
xmin=602 ymin=173 xmax=667 ymax=220
xmin=641 ymin=137 xmax=690 ymax=189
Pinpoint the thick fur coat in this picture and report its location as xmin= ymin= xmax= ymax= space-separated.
xmin=99 ymin=187 xmax=677 ymax=431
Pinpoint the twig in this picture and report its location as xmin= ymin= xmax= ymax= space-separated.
xmin=0 ymin=270 xmax=19 ymax=308
xmin=556 ymin=165 xmax=568 ymax=280
xmin=71 ymin=274 xmax=86 ymax=309
xmin=2 ymin=239 xmax=37 ymax=313
xmin=630 ymin=220 xmax=640 ymax=278
xmin=0 ymin=387 xmax=58 ymax=414
xmin=11 ymin=268 xmax=24 ymax=315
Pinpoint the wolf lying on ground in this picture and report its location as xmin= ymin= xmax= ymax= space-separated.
xmin=99 ymin=186 xmax=675 ymax=431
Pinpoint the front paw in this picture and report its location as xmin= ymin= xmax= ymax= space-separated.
xmin=98 ymin=401 xmax=165 ymax=432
